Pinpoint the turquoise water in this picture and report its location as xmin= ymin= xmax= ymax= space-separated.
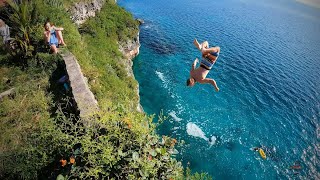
xmin=118 ymin=0 xmax=320 ymax=179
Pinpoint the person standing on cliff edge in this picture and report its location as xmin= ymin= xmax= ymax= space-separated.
xmin=186 ymin=38 xmax=220 ymax=92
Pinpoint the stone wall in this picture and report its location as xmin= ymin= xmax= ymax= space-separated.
xmin=60 ymin=50 xmax=99 ymax=122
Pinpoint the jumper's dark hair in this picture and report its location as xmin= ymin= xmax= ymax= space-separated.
xmin=186 ymin=78 xmax=192 ymax=86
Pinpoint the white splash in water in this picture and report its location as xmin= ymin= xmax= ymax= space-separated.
xmin=186 ymin=122 xmax=208 ymax=140
xmin=155 ymin=71 xmax=165 ymax=82
xmin=155 ymin=70 xmax=169 ymax=89
xmin=172 ymin=127 xmax=180 ymax=130
xmin=176 ymin=103 xmax=185 ymax=114
xmin=186 ymin=122 xmax=217 ymax=145
xmin=209 ymin=136 xmax=217 ymax=146
xmin=169 ymin=111 xmax=182 ymax=122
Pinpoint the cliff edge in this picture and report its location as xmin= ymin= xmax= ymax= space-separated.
xmin=68 ymin=0 xmax=142 ymax=112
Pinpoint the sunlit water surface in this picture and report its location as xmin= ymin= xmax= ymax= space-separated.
xmin=118 ymin=0 xmax=320 ymax=179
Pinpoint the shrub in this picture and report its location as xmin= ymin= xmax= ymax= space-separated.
xmin=0 ymin=109 xmax=184 ymax=179
xmin=0 ymin=56 xmax=61 ymax=179
xmin=5 ymin=0 xmax=36 ymax=62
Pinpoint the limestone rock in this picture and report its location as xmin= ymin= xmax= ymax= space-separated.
xmin=137 ymin=18 xmax=144 ymax=25
xmin=118 ymin=32 xmax=143 ymax=112
xmin=68 ymin=0 xmax=105 ymax=25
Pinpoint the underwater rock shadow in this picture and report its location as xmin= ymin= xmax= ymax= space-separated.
xmin=140 ymin=22 xmax=181 ymax=55
xmin=141 ymin=35 xmax=180 ymax=55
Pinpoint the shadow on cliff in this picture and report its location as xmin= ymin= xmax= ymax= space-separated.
xmin=47 ymin=57 xmax=80 ymax=120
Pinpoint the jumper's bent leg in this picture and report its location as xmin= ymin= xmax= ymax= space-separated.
xmin=212 ymin=79 xmax=219 ymax=92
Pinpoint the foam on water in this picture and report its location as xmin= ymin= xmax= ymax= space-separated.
xmin=155 ymin=70 xmax=165 ymax=82
xmin=169 ymin=111 xmax=182 ymax=122
xmin=186 ymin=122 xmax=217 ymax=146
xmin=172 ymin=127 xmax=180 ymax=130
xmin=209 ymin=136 xmax=217 ymax=146
xmin=186 ymin=122 xmax=208 ymax=141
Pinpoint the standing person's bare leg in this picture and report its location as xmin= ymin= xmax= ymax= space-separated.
xmin=56 ymin=31 xmax=66 ymax=46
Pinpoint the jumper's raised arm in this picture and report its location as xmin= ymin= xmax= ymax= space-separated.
xmin=191 ymin=58 xmax=198 ymax=71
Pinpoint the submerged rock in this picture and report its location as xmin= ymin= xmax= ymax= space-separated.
xmin=226 ymin=141 xmax=235 ymax=151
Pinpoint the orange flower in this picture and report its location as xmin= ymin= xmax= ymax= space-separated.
xmin=148 ymin=155 xmax=152 ymax=161
xmin=171 ymin=139 xmax=177 ymax=147
xmin=128 ymin=123 xmax=132 ymax=129
xmin=124 ymin=118 xmax=132 ymax=129
xmin=70 ymin=157 xmax=75 ymax=164
xmin=60 ymin=159 xmax=67 ymax=167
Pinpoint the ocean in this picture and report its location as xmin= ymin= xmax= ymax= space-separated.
xmin=118 ymin=0 xmax=320 ymax=179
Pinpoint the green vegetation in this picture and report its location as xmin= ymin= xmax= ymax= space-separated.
xmin=77 ymin=2 xmax=140 ymax=110
xmin=6 ymin=0 xmax=34 ymax=60
xmin=0 ymin=0 xmax=212 ymax=179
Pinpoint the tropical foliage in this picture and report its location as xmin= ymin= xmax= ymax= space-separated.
xmin=0 ymin=0 xmax=212 ymax=179
xmin=4 ymin=0 xmax=36 ymax=62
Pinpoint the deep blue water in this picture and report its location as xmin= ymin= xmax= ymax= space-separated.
xmin=118 ymin=0 xmax=320 ymax=179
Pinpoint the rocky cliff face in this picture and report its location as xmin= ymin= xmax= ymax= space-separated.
xmin=119 ymin=36 xmax=140 ymax=60
xmin=118 ymin=33 xmax=143 ymax=112
xmin=68 ymin=0 xmax=105 ymax=25
xmin=68 ymin=0 xmax=142 ymax=112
